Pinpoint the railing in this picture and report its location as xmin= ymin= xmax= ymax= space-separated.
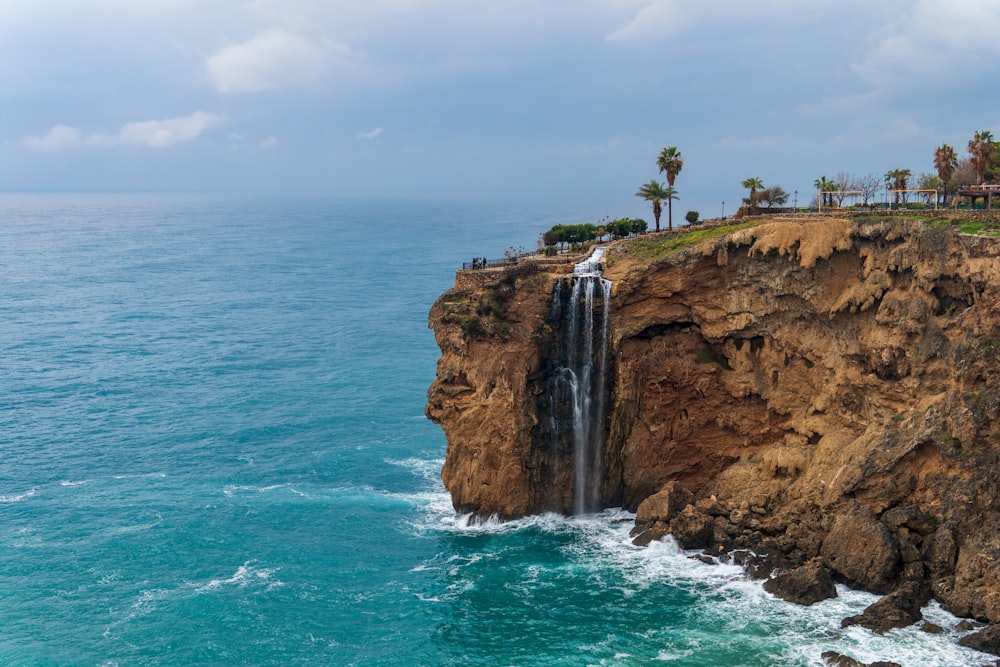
xmin=463 ymin=250 xmax=543 ymax=270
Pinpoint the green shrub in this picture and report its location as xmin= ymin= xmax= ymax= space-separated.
xmin=685 ymin=210 xmax=700 ymax=224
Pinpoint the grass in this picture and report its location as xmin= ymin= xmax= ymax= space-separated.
xmin=621 ymin=220 xmax=764 ymax=264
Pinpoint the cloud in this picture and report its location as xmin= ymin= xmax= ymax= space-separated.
xmin=24 ymin=111 xmax=225 ymax=150
xmin=206 ymin=27 xmax=351 ymax=93
xmin=851 ymin=0 xmax=1000 ymax=91
xmin=23 ymin=124 xmax=84 ymax=150
xmin=358 ymin=127 xmax=383 ymax=140
xmin=117 ymin=111 xmax=226 ymax=147
xmin=605 ymin=1 xmax=691 ymax=42
xmin=259 ymin=136 xmax=278 ymax=147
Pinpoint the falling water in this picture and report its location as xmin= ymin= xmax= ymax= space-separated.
xmin=550 ymin=247 xmax=612 ymax=514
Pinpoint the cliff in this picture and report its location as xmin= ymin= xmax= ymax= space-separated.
xmin=427 ymin=214 xmax=1000 ymax=629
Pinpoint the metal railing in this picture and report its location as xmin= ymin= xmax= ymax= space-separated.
xmin=463 ymin=251 xmax=543 ymax=270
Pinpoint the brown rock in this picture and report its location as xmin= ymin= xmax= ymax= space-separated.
xmin=820 ymin=505 xmax=899 ymax=594
xmin=920 ymin=621 xmax=944 ymax=634
xmin=821 ymin=652 xmax=901 ymax=667
xmin=763 ymin=557 xmax=837 ymax=606
xmin=881 ymin=505 xmax=936 ymax=536
xmin=635 ymin=481 xmax=693 ymax=525
xmin=631 ymin=520 xmax=669 ymax=547
xmin=959 ymin=624 xmax=1000 ymax=657
xmin=668 ymin=505 xmax=715 ymax=550
xmin=840 ymin=580 xmax=929 ymax=633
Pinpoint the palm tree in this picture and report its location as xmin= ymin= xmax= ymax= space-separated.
xmin=741 ymin=177 xmax=764 ymax=213
xmin=885 ymin=168 xmax=911 ymax=205
xmin=657 ymin=147 xmax=683 ymax=230
xmin=635 ymin=180 xmax=677 ymax=232
xmin=813 ymin=176 xmax=837 ymax=208
xmin=968 ymin=130 xmax=995 ymax=184
xmin=934 ymin=144 xmax=958 ymax=203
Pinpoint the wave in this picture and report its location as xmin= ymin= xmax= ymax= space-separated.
xmin=195 ymin=561 xmax=284 ymax=594
xmin=0 ymin=488 xmax=37 ymax=503
xmin=107 ymin=561 xmax=284 ymax=633
xmin=222 ymin=483 xmax=289 ymax=496
xmin=59 ymin=480 xmax=89 ymax=487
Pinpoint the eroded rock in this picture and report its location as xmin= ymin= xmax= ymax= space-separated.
xmin=840 ymin=581 xmax=929 ymax=633
xmin=763 ymin=557 xmax=837 ymax=606
xmin=820 ymin=505 xmax=899 ymax=594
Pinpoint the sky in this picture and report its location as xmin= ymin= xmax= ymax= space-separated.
xmin=2 ymin=0 xmax=999 ymax=218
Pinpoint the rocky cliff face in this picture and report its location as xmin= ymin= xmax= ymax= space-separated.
xmin=427 ymin=215 xmax=1000 ymax=624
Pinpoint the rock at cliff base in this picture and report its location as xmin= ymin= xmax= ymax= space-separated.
xmin=821 ymin=651 xmax=901 ymax=667
xmin=959 ymin=624 xmax=1000 ymax=657
xmin=630 ymin=520 xmax=669 ymax=547
xmin=820 ymin=505 xmax=899 ymax=594
xmin=840 ymin=581 xmax=929 ymax=633
xmin=635 ymin=481 xmax=694 ymax=525
xmin=763 ymin=558 xmax=837 ymax=606
xmin=668 ymin=506 xmax=715 ymax=550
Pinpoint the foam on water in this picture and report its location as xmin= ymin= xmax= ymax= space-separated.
xmin=0 ymin=488 xmax=37 ymax=503
xmin=412 ymin=498 xmax=997 ymax=666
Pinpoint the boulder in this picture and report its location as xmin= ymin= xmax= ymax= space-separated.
xmin=821 ymin=651 xmax=901 ymax=667
xmin=763 ymin=558 xmax=838 ymax=606
xmin=631 ymin=520 xmax=669 ymax=547
xmin=841 ymin=581 xmax=929 ymax=633
xmin=959 ymin=624 xmax=1000 ymax=657
xmin=820 ymin=505 xmax=899 ymax=594
xmin=635 ymin=481 xmax=694 ymax=525
xmin=668 ymin=506 xmax=715 ymax=550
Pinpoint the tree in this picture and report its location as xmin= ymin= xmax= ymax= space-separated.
xmin=834 ymin=172 xmax=853 ymax=206
xmin=657 ymin=147 xmax=684 ymax=230
xmin=635 ymin=181 xmax=676 ymax=233
xmin=885 ymin=168 xmax=911 ymax=204
xmin=934 ymin=143 xmax=958 ymax=203
xmin=916 ymin=173 xmax=944 ymax=205
xmin=757 ymin=186 xmax=789 ymax=209
xmin=741 ymin=177 xmax=764 ymax=213
xmin=853 ymin=172 xmax=882 ymax=206
xmin=813 ymin=176 xmax=837 ymax=208
xmin=968 ymin=130 xmax=995 ymax=184
xmin=685 ymin=210 xmax=700 ymax=225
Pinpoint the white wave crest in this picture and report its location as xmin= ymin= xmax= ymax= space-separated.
xmin=0 ymin=488 xmax=37 ymax=503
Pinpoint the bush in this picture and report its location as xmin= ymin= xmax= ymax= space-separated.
xmin=685 ymin=211 xmax=700 ymax=224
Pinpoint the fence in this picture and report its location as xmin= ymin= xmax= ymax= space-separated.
xmin=463 ymin=251 xmax=543 ymax=270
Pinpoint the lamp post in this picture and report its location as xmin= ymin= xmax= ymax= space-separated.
xmin=721 ymin=200 xmax=725 ymax=219
xmin=794 ymin=190 xmax=798 ymax=210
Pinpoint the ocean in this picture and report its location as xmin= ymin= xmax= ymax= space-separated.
xmin=0 ymin=194 xmax=990 ymax=666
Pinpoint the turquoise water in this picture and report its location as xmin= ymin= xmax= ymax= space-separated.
xmin=0 ymin=194 xmax=990 ymax=666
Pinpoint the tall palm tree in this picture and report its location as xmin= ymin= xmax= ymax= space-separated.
xmin=742 ymin=177 xmax=764 ymax=213
xmin=968 ymin=130 xmax=995 ymax=184
xmin=657 ymin=147 xmax=683 ymax=230
xmin=635 ymin=181 xmax=677 ymax=232
xmin=933 ymin=144 xmax=958 ymax=204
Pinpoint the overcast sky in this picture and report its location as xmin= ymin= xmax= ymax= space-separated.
xmin=2 ymin=0 xmax=998 ymax=217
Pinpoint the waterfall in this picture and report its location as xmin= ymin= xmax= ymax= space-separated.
xmin=550 ymin=247 xmax=612 ymax=515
